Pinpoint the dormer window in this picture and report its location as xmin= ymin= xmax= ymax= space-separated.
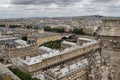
xmin=34 ymin=60 xmax=36 ymax=62
xmin=109 ymin=40 xmax=112 ymax=42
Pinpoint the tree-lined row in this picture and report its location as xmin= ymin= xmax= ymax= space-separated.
xmin=9 ymin=68 xmax=40 ymax=80
xmin=44 ymin=26 xmax=65 ymax=33
xmin=44 ymin=26 xmax=86 ymax=35
xmin=0 ymin=24 xmax=21 ymax=28
xmin=40 ymin=39 xmax=62 ymax=49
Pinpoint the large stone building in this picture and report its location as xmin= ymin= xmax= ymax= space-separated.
xmin=80 ymin=19 xmax=102 ymax=35
xmin=99 ymin=19 xmax=120 ymax=50
xmin=0 ymin=38 xmax=38 ymax=63
xmin=0 ymin=37 xmax=19 ymax=51
xmin=28 ymin=32 xmax=61 ymax=46
xmin=43 ymin=58 xmax=88 ymax=80
xmin=0 ymin=28 xmax=61 ymax=63
xmin=13 ymin=38 xmax=103 ymax=80
xmin=0 ymin=36 xmax=114 ymax=80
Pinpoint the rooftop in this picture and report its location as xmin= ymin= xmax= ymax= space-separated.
xmin=5 ymin=39 xmax=34 ymax=49
xmin=62 ymin=41 xmax=77 ymax=46
xmin=15 ymin=40 xmax=31 ymax=49
xmin=15 ymin=39 xmax=27 ymax=45
xmin=0 ymin=37 xmax=18 ymax=41
xmin=78 ymin=38 xmax=94 ymax=42
xmin=31 ymin=32 xmax=60 ymax=38
xmin=39 ymin=46 xmax=52 ymax=52
xmin=0 ymin=37 xmax=18 ymax=45
xmin=22 ymin=38 xmax=98 ymax=66
xmin=44 ymin=58 xmax=88 ymax=79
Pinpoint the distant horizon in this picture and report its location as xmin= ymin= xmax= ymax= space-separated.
xmin=1 ymin=15 xmax=120 ymax=19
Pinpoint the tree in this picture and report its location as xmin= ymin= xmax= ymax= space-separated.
xmin=52 ymin=28 xmax=65 ymax=33
xmin=26 ymin=25 xmax=32 ymax=29
xmin=0 ymin=24 xmax=5 ymax=27
xmin=22 ymin=36 xmax=27 ymax=41
xmin=44 ymin=26 xmax=65 ymax=33
xmin=9 ymin=68 xmax=40 ymax=80
xmin=72 ymin=28 xmax=85 ymax=35
xmin=44 ymin=26 xmax=51 ymax=31
xmin=40 ymin=40 xmax=62 ymax=49
xmin=9 ymin=25 xmax=21 ymax=28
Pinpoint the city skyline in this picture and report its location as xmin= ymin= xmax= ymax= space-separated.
xmin=0 ymin=0 xmax=120 ymax=19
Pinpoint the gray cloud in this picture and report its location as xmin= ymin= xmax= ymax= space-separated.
xmin=10 ymin=0 xmax=114 ymax=6
xmin=0 ymin=0 xmax=120 ymax=18
xmin=93 ymin=0 xmax=112 ymax=3
xmin=10 ymin=0 xmax=81 ymax=5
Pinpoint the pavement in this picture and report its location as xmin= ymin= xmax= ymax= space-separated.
xmin=102 ymin=49 xmax=120 ymax=80
xmin=0 ymin=62 xmax=20 ymax=80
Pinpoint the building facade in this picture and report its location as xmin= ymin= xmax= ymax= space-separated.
xmin=28 ymin=32 xmax=61 ymax=46
xmin=14 ymin=38 xmax=100 ymax=76
xmin=0 ymin=39 xmax=38 ymax=63
xmin=43 ymin=59 xmax=88 ymax=80
xmin=99 ymin=19 xmax=120 ymax=51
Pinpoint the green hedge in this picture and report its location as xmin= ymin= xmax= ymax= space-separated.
xmin=40 ymin=40 xmax=62 ymax=49
xmin=0 ymin=25 xmax=5 ymax=27
xmin=9 ymin=25 xmax=21 ymax=28
xmin=72 ymin=28 xmax=85 ymax=35
xmin=9 ymin=68 xmax=40 ymax=80
xmin=44 ymin=26 xmax=65 ymax=33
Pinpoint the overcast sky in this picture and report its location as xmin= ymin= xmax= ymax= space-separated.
xmin=0 ymin=0 xmax=120 ymax=18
